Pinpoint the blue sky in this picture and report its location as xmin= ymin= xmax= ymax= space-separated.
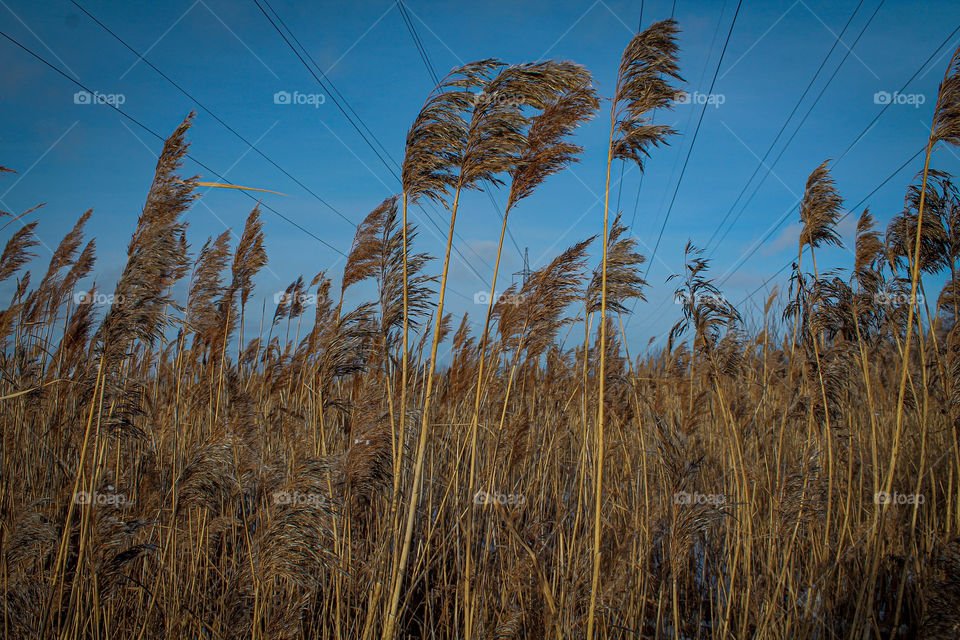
xmin=1 ymin=0 xmax=959 ymax=359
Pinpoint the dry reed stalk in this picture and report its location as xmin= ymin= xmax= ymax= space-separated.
xmin=462 ymin=74 xmax=597 ymax=639
xmin=588 ymin=19 xmax=681 ymax=639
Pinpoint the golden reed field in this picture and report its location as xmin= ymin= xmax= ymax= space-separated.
xmin=2 ymin=19 xmax=960 ymax=640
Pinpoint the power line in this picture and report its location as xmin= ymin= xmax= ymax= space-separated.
xmin=57 ymin=0 xmax=493 ymax=308
xmin=711 ymin=6 xmax=958 ymax=264
xmin=72 ymin=0 xmax=492 ymax=291
xmin=714 ymin=19 xmax=960 ymax=293
xmin=622 ymin=0 xmax=734 ymax=330
xmin=728 ymin=145 xmax=924 ymax=302
xmin=628 ymin=10 xmax=958 ymax=341
xmin=396 ymin=0 xmax=439 ymax=84
xmin=258 ymin=0 xmax=403 ymax=171
xmin=640 ymin=144 xmax=925 ymax=350
xmin=77 ymin=0 xmax=499 ymax=283
xmin=68 ymin=0 xmax=356 ymax=227
xmin=642 ymin=0 xmax=743 ymax=281
xmin=627 ymin=0 xmax=682 ymax=233
xmin=703 ymin=0 xmax=874 ymax=253
xmin=253 ymin=0 xmax=400 ymax=180
xmin=708 ymin=0 xmax=888 ymax=251
xmin=0 ymin=28 xmax=348 ymax=257
xmin=395 ymin=0 xmax=525 ymax=262
xmin=253 ymin=0 xmax=499 ymax=285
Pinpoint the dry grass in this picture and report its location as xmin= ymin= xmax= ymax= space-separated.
xmin=2 ymin=26 xmax=960 ymax=640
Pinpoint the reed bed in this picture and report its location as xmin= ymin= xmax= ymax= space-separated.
xmin=2 ymin=19 xmax=960 ymax=640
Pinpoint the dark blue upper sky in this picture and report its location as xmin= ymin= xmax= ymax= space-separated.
xmin=2 ymin=0 xmax=959 ymax=358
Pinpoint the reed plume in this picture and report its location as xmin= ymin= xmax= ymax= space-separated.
xmin=518 ymin=238 xmax=594 ymax=361
xmin=24 ymin=209 xmax=92 ymax=324
xmin=933 ymin=47 xmax=960 ymax=146
xmin=186 ymin=230 xmax=232 ymax=351
xmin=0 ymin=221 xmax=39 ymax=284
xmin=342 ymin=196 xmax=396 ymax=297
xmin=373 ymin=200 xmax=435 ymax=348
xmin=610 ymin=21 xmax=683 ymax=168
xmin=668 ymin=242 xmax=740 ymax=354
xmin=799 ymin=160 xmax=844 ymax=259
xmin=853 ymin=209 xmax=884 ymax=294
xmin=886 ymin=172 xmax=951 ymax=276
xmin=586 ymin=212 xmax=647 ymax=314
xmin=230 ymin=206 xmax=268 ymax=360
xmin=96 ymin=113 xmax=197 ymax=367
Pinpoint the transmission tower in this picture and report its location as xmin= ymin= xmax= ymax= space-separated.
xmin=513 ymin=248 xmax=532 ymax=286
